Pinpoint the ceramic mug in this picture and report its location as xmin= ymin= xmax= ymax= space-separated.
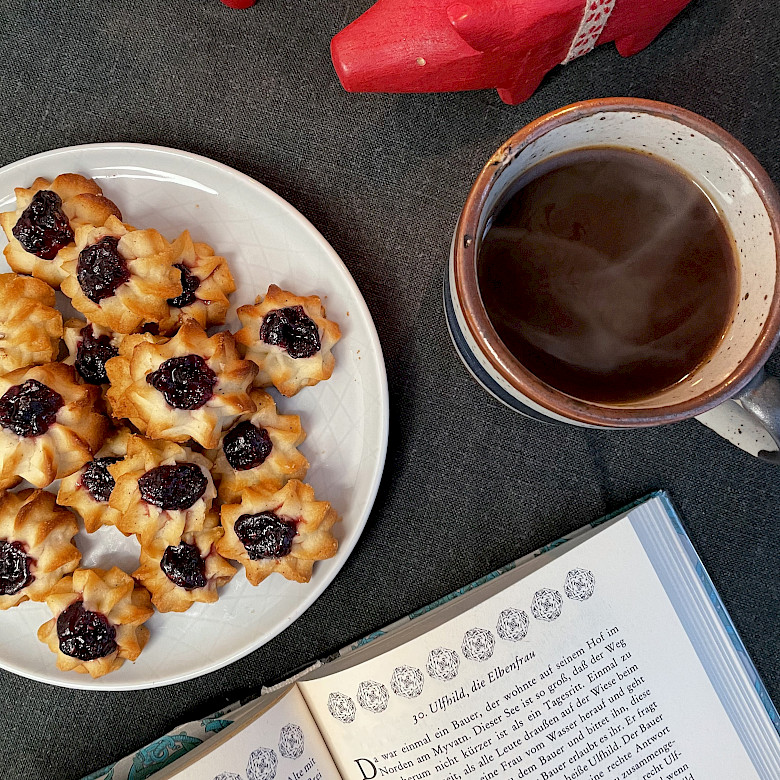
xmin=445 ymin=98 xmax=780 ymax=461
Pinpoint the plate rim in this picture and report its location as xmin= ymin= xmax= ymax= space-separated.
xmin=0 ymin=141 xmax=390 ymax=690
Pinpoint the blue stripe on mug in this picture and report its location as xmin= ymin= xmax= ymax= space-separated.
xmin=443 ymin=271 xmax=554 ymax=425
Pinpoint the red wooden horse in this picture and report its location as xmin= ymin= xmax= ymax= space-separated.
xmin=331 ymin=0 xmax=693 ymax=104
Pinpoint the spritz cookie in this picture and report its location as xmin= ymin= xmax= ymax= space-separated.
xmin=0 ymin=362 xmax=108 ymax=488
xmin=37 ymin=566 xmax=154 ymax=678
xmin=133 ymin=511 xmax=236 ymax=613
xmin=0 ymin=490 xmax=81 ymax=610
xmin=57 ymin=426 xmax=133 ymax=533
xmin=0 ymin=274 xmax=62 ymax=375
xmin=236 ymin=284 xmax=341 ymax=397
xmin=108 ymin=435 xmax=216 ymax=546
xmin=217 ymin=479 xmax=339 ymax=585
xmin=158 ymin=231 xmax=235 ymax=335
xmin=105 ymin=318 xmax=256 ymax=449
xmin=60 ymin=215 xmax=181 ymax=334
xmin=210 ymin=389 xmax=308 ymax=503
xmin=0 ymin=173 xmax=121 ymax=288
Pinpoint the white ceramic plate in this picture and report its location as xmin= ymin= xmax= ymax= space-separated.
xmin=0 ymin=143 xmax=389 ymax=690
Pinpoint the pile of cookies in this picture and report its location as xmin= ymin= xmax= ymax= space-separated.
xmin=0 ymin=173 xmax=341 ymax=678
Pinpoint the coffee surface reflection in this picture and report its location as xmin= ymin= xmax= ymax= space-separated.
xmin=477 ymin=148 xmax=738 ymax=403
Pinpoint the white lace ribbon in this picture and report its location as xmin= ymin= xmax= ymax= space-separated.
xmin=562 ymin=0 xmax=617 ymax=64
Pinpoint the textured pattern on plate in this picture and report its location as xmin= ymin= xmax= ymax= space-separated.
xmin=0 ymin=144 xmax=388 ymax=690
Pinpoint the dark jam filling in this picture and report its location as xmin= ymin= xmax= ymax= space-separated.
xmin=0 ymin=379 xmax=63 ymax=437
xmin=234 ymin=512 xmax=297 ymax=560
xmin=57 ymin=601 xmax=117 ymax=661
xmin=160 ymin=542 xmax=207 ymax=590
xmin=12 ymin=190 xmax=74 ymax=260
xmin=74 ymin=325 xmax=119 ymax=384
xmin=76 ymin=236 xmax=130 ymax=303
xmin=146 ymin=355 xmax=217 ymax=410
xmin=167 ymin=264 xmax=200 ymax=309
xmin=81 ymin=456 xmax=122 ymax=503
xmin=0 ymin=540 xmax=34 ymax=596
xmin=259 ymin=306 xmax=320 ymax=359
xmin=138 ymin=463 xmax=208 ymax=510
xmin=223 ymin=421 xmax=273 ymax=471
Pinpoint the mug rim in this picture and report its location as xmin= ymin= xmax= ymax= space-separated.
xmin=454 ymin=97 xmax=780 ymax=427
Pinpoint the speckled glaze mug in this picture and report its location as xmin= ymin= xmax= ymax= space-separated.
xmin=445 ymin=99 xmax=780 ymax=461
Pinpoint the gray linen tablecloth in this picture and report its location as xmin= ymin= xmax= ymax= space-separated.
xmin=0 ymin=1 xmax=778 ymax=777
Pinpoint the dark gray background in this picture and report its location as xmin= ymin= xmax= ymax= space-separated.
xmin=0 ymin=1 xmax=778 ymax=777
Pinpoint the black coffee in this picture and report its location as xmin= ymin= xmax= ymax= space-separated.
xmin=477 ymin=148 xmax=738 ymax=403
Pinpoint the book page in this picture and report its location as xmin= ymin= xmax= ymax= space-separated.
xmin=163 ymin=686 xmax=340 ymax=780
xmin=299 ymin=518 xmax=760 ymax=780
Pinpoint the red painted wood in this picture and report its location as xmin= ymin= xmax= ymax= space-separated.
xmin=220 ymin=0 xmax=256 ymax=8
xmin=331 ymin=0 xmax=694 ymax=104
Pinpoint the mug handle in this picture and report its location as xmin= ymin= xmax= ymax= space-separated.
xmin=737 ymin=369 xmax=780 ymax=463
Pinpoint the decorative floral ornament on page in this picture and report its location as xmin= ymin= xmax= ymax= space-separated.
xmin=326 ymin=569 xmax=595 ymax=724
xmin=331 ymin=0 xmax=695 ymax=104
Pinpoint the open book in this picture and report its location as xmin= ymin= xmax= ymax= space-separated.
xmin=92 ymin=493 xmax=780 ymax=780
